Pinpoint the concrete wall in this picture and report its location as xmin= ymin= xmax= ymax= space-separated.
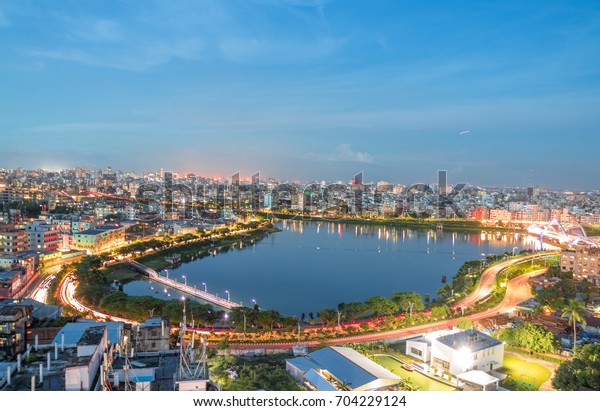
xmin=405 ymin=340 xmax=430 ymax=362
xmin=431 ymin=340 xmax=504 ymax=376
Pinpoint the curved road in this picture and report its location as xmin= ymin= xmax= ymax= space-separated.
xmin=452 ymin=253 xmax=553 ymax=311
xmin=59 ymin=273 xmax=139 ymax=325
xmin=225 ymin=264 xmax=550 ymax=349
xmin=59 ymin=252 xmax=553 ymax=345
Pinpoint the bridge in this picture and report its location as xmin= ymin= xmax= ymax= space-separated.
xmin=124 ymin=260 xmax=241 ymax=310
xmin=528 ymin=219 xmax=599 ymax=249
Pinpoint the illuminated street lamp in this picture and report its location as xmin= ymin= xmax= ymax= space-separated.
xmin=225 ymin=290 xmax=230 ymax=302
xmin=202 ymin=282 xmax=207 ymax=293
xmin=512 ymin=246 xmax=518 ymax=256
xmin=182 ymin=275 xmax=186 ymax=286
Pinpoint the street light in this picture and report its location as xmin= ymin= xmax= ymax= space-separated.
xmin=165 ymin=270 xmax=169 ymax=279
xmin=182 ymin=275 xmax=186 ymax=286
xmin=225 ymin=290 xmax=230 ymax=302
xmin=512 ymin=246 xmax=518 ymax=256
xmin=202 ymin=282 xmax=207 ymax=293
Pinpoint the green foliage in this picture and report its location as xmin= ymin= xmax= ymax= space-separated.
xmin=210 ymin=355 xmax=302 ymax=391
xmin=455 ymin=317 xmax=473 ymax=330
xmin=561 ymin=299 xmax=587 ymax=352
xmin=431 ymin=304 xmax=452 ymax=320
xmin=365 ymin=296 xmax=398 ymax=317
xmin=534 ymin=279 xmax=578 ymax=310
xmin=552 ymin=343 xmax=600 ymax=390
xmin=98 ymin=292 xmax=220 ymax=323
xmin=496 ymin=322 xmax=559 ymax=353
xmin=3 ymin=200 xmax=42 ymax=217
xmin=216 ymin=337 xmax=230 ymax=350
xmin=340 ymin=302 xmax=367 ymax=321
xmin=317 ymin=308 xmax=338 ymax=326
xmin=391 ymin=292 xmax=424 ymax=312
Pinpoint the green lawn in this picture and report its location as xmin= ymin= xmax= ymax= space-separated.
xmin=499 ymin=355 xmax=551 ymax=391
xmin=371 ymin=355 xmax=457 ymax=391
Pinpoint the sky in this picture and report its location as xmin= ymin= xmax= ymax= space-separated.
xmin=1 ymin=0 xmax=599 ymax=190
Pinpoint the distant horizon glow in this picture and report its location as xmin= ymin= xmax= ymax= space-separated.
xmin=1 ymin=1 xmax=599 ymax=190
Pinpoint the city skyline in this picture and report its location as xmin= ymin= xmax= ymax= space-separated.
xmin=1 ymin=1 xmax=600 ymax=190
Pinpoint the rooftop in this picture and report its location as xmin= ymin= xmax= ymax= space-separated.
xmin=288 ymin=346 xmax=399 ymax=390
xmin=51 ymin=320 xmax=123 ymax=346
xmin=76 ymin=225 xmax=122 ymax=236
xmin=435 ymin=329 xmax=503 ymax=352
xmin=0 ymin=305 xmax=30 ymax=319
xmin=0 ymin=270 xmax=22 ymax=281
xmin=0 ymin=298 xmax=61 ymax=319
xmin=78 ymin=325 xmax=106 ymax=346
xmin=457 ymin=370 xmax=500 ymax=386
xmin=140 ymin=317 xmax=169 ymax=329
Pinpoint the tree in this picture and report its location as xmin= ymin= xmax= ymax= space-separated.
xmin=534 ymin=286 xmax=564 ymax=309
xmin=341 ymin=302 xmax=367 ymax=322
xmin=431 ymin=304 xmax=452 ymax=320
xmin=391 ymin=292 xmax=424 ymax=312
xmin=561 ymin=299 xmax=587 ymax=352
xmin=496 ymin=322 xmax=559 ymax=354
xmin=552 ymin=343 xmax=600 ymax=390
xmin=455 ymin=317 xmax=473 ymax=330
xmin=365 ymin=296 xmax=397 ymax=317
xmin=318 ymin=309 xmax=338 ymax=326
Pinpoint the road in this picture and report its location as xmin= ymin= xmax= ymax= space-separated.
xmin=57 ymin=250 xmax=553 ymax=346
xmin=58 ymin=273 xmax=139 ymax=325
xmin=16 ymin=264 xmax=63 ymax=301
xmin=452 ymin=253 xmax=553 ymax=311
xmin=124 ymin=260 xmax=241 ymax=309
xmin=223 ymin=261 xmax=551 ymax=349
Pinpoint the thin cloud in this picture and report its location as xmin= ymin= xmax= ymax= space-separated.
xmin=306 ymin=144 xmax=375 ymax=164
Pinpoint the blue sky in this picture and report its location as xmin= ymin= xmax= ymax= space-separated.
xmin=1 ymin=0 xmax=599 ymax=189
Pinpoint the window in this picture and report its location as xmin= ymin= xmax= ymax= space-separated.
xmin=410 ymin=347 xmax=423 ymax=357
xmin=432 ymin=357 xmax=450 ymax=371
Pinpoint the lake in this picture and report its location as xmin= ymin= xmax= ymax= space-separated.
xmin=124 ymin=220 xmax=541 ymax=316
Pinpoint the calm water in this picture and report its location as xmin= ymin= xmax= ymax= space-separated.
xmin=124 ymin=220 xmax=540 ymax=315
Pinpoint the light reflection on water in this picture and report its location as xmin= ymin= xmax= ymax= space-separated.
xmin=124 ymin=221 xmax=543 ymax=316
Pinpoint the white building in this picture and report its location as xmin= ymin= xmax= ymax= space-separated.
xmin=65 ymin=326 xmax=109 ymax=391
xmin=431 ymin=329 xmax=504 ymax=376
xmin=407 ymin=329 xmax=504 ymax=376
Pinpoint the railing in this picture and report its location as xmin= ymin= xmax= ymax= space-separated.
xmin=123 ymin=260 xmax=240 ymax=309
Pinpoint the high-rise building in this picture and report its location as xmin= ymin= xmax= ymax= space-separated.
xmin=0 ymin=225 xmax=29 ymax=253
xmin=25 ymin=220 xmax=61 ymax=252
xmin=561 ymin=244 xmax=600 ymax=286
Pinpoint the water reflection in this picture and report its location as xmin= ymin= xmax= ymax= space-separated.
xmin=124 ymin=220 xmax=545 ymax=316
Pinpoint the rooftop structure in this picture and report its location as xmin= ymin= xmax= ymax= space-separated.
xmin=407 ymin=328 xmax=505 ymax=378
xmin=51 ymin=320 xmax=124 ymax=348
xmin=286 ymin=346 xmax=400 ymax=391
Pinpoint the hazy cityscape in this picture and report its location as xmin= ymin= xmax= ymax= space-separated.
xmin=1 ymin=0 xmax=600 ymax=400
